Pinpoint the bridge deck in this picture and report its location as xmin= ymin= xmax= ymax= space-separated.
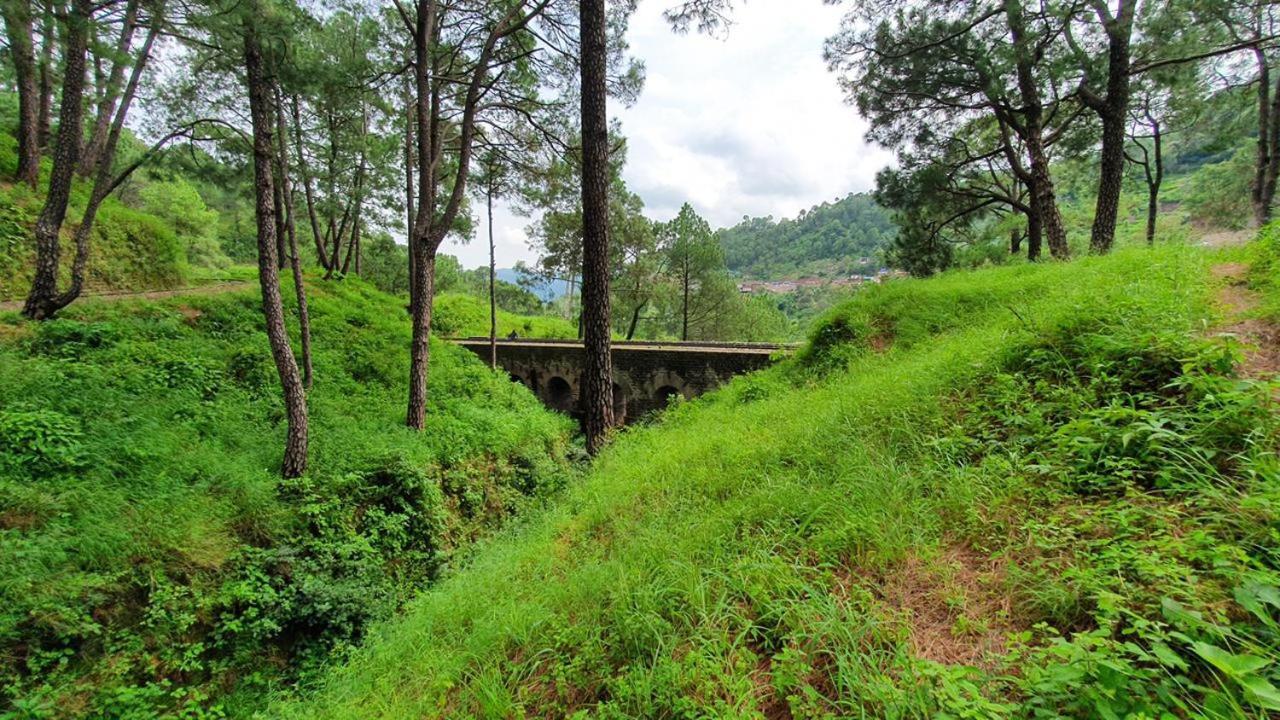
xmin=451 ymin=338 xmax=795 ymax=354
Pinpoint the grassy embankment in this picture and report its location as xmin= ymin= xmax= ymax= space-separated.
xmin=433 ymin=292 xmax=577 ymax=340
xmin=283 ymin=243 xmax=1279 ymax=718
xmin=0 ymin=278 xmax=575 ymax=718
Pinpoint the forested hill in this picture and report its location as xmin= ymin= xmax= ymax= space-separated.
xmin=715 ymin=192 xmax=895 ymax=278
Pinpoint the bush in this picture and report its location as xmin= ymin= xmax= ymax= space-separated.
xmin=0 ymin=278 xmax=573 ymax=718
xmin=137 ymin=178 xmax=231 ymax=270
xmin=90 ymin=204 xmax=188 ymax=289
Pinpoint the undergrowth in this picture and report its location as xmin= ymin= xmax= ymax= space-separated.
xmin=279 ymin=245 xmax=1279 ymax=719
xmin=0 ymin=278 xmax=573 ymax=718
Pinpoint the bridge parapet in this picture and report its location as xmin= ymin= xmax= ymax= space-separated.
xmin=453 ymin=338 xmax=789 ymax=422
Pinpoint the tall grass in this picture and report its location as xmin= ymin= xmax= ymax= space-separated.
xmin=282 ymin=246 xmax=1279 ymax=718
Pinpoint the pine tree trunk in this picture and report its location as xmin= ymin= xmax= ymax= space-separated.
xmin=290 ymin=96 xmax=330 ymax=274
xmin=1264 ymin=67 xmax=1280 ymax=225
xmin=1006 ymin=0 xmax=1067 ymax=260
xmin=405 ymin=0 xmax=438 ymax=431
xmin=627 ymin=301 xmax=644 ymax=340
xmin=681 ymin=264 xmax=690 ymax=341
xmin=579 ymin=0 xmax=615 ymax=455
xmin=404 ymin=72 xmax=416 ymax=308
xmin=1025 ymin=194 xmax=1043 ymax=260
xmin=488 ymin=182 xmax=497 ymax=369
xmin=1254 ymin=51 xmax=1273 ymax=226
xmin=244 ymin=10 xmax=307 ymax=478
xmin=3 ymin=0 xmax=41 ymax=188
xmin=274 ymin=83 xmax=312 ymax=389
xmin=1091 ymin=111 xmax=1126 ymax=253
xmin=79 ymin=0 xmax=138 ymax=177
xmin=1146 ymin=124 xmax=1163 ymax=245
xmin=1028 ymin=139 xmax=1068 ymax=259
xmin=1088 ymin=2 xmax=1133 ymax=254
xmin=406 ymin=246 xmax=435 ymax=429
xmin=36 ymin=3 xmax=52 ymax=149
xmin=22 ymin=0 xmax=89 ymax=319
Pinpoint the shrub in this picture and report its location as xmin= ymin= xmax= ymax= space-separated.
xmin=0 ymin=407 xmax=85 ymax=473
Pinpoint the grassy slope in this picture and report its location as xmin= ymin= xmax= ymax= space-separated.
xmin=283 ymin=245 xmax=1280 ymax=718
xmin=0 ymin=278 xmax=573 ymax=717
xmin=433 ymin=292 xmax=577 ymax=339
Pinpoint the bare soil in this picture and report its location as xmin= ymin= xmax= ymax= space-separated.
xmin=1211 ymin=263 xmax=1280 ymax=379
xmin=0 ymin=281 xmax=253 ymax=312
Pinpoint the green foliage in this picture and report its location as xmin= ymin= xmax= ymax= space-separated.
xmin=136 ymin=178 xmax=231 ymax=270
xmin=1251 ymin=219 xmax=1280 ymax=321
xmin=716 ymin=192 xmax=894 ymax=278
xmin=87 ymin=204 xmax=189 ymax=290
xmin=1182 ymin=147 xmax=1254 ymax=230
xmin=0 ymin=278 xmax=572 ymax=718
xmin=279 ymin=245 xmax=1280 ymax=719
xmin=432 ymin=291 xmax=576 ymax=339
xmin=0 ymin=194 xmax=33 ymax=296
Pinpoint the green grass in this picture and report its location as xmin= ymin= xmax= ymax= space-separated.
xmin=1251 ymin=221 xmax=1280 ymax=322
xmin=278 ymin=245 xmax=1280 ymax=719
xmin=0 ymin=277 xmax=574 ymax=718
xmin=433 ymin=292 xmax=578 ymax=339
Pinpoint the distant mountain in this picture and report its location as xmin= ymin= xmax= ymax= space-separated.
xmin=716 ymin=192 xmax=896 ymax=279
xmin=496 ymin=267 xmax=570 ymax=302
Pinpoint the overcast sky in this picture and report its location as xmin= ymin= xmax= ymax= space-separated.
xmin=443 ymin=1 xmax=894 ymax=269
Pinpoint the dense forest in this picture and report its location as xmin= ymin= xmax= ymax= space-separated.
xmin=716 ymin=192 xmax=895 ymax=278
xmin=0 ymin=0 xmax=1279 ymax=717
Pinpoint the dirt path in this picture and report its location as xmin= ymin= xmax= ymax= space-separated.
xmin=1211 ymin=263 xmax=1280 ymax=379
xmin=0 ymin=281 xmax=253 ymax=312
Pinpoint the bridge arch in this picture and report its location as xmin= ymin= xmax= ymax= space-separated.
xmin=454 ymin=338 xmax=787 ymax=424
xmin=654 ymin=384 xmax=681 ymax=405
xmin=546 ymin=376 xmax=575 ymax=412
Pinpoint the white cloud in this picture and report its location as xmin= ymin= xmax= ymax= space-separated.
xmin=444 ymin=1 xmax=893 ymax=269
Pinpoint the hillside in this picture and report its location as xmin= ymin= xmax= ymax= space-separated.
xmin=716 ymin=193 xmax=895 ymax=279
xmin=280 ymin=243 xmax=1280 ymax=718
xmin=0 ymin=279 xmax=574 ymax=717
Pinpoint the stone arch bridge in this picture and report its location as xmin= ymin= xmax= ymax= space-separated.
xmin=454 ymin=338 xmax=790 ymax=423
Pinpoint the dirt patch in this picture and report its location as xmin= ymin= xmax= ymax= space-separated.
xmin=868 ymin=332 xmax=893 ymax=353
xmin=0 ymin=281 xmax=252 ymax=312
xmin=0 ymin=321 xmax=32 ymax=344
xmin=1200 ymin=230 xmax=1253 ymax=249
xmin=874 ymin=546 xmax=1018 ymax=667
xmin=751 ymin=652 xmax=792 ymax=720
xmin=176 ymin=305 xmax=203 ymax=325
xmin=1211 ymin=263 xmax=1280 ymax=380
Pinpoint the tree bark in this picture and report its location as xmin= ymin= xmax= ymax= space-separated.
xmin=626 ymin=300 xmax=645 ymax=340
xmin=1006 ymin=0 xmax=1068 ymax=259
xmin=24 ymin=2 xmax=163 ymax=319
xmin=274 ymin=82 xmax=313 ymax=389
xmin=1254 ymin=47 xmax=1280 ymax=226
xmin=290 ymin=95 xmax=330 ymax=274
xmin=405 ymin=0 xmax=540 ymax=428
xmin=244 ymin=10 xmax=307 ymax=478
xmin=681 ymin=261 xmax=690 ymax=341
xmin=488 ymin=177 xmax=497 ymax=369
xmin=405 ymin=0 xmax=440 ymax=431
xmin=579 ymin=0 xmax=615 ymax=454
xmin=78 ymin=0 xmax=138 ymax=177
xmin=1143 ymin=123 xmax=1163 ymax=245
xmin=37 ymin=2 xmax=53 ymax=149
xmin=1085 ymin=0 xmax=1134 ymax=254
xmin=404 ymin=70 xmax=417 ymax=308
xmin=3 ymin=0 xmax=42 ymax=187
xmin=406 ymin=246 xmax=436 ymax=429
xmin=1025 ymin=185 xmax=1043 ymax=260
xmin=22 ymin=0 xmax=90 ymax=319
